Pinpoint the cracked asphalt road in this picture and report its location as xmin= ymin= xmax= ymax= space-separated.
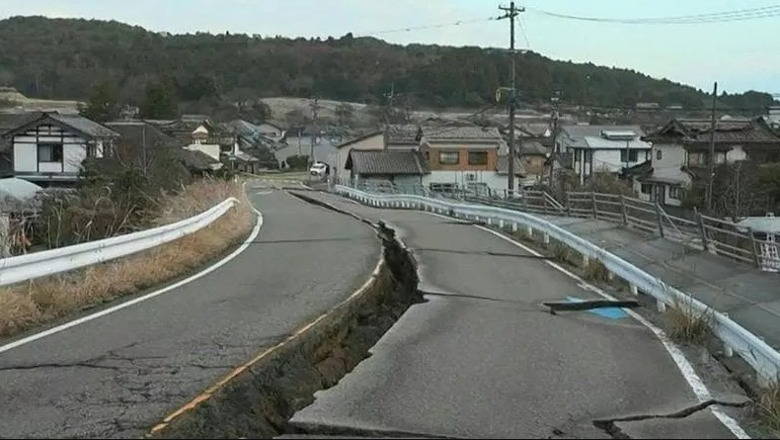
xmin=285 ymin=192 xmax=745 ymax=439
xmin=0 ymin=185 xmax=380 ymax=439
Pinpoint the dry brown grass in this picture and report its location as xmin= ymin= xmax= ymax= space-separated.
xmin=0 ymin=178 xmax=255 ymax=339
xmin=584 ymin=259 xmax=610 ymax=282
xmin=666 ymin=297 xmax=713 ymax=345
xmin=760 ymin=380 xmax=780 ymax=436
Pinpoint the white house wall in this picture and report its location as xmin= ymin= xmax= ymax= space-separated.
xmin=422 ymin=170 xmax=515 ymax=191
xmin=12 ymin=124 xmax=91 ymax=174
xmin=653 ymin=143 xmax=686 ymax=170
xmin=185 ymin=143 xmax=221 ymax=161
xmin=63 ymin=142 xmax=87 ymax=172
xmin=13 ymin=144 xmax=37 ymax=172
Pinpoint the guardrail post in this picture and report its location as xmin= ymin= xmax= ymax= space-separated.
xmin=582 ymin=254 xmax=589 ymax=268
xmin=591 ymin=192 xmax=598 ymax=219
xmin=654 ymin=201 xmax=665 ymax=238
xmin=657 ymin=299 xmax=667 ymax=313
xmin=543 ymin=232 xmax=550 ymax=246
xmin=629 ymin=284 xmax=638 ymax=295
xmin=498 ymin=219 xmax=504 ymax=228
xmin=619 ymin=194 xmax=628 ymax=226
xmin=526 ymin=225 xmax=533 ymax=238
xmin=748 ymin=227 xmax=762 ymax=269
xmin=512 ymin=222 xmax=518 ymax=232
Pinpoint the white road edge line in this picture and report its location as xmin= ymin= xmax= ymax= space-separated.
xmin=0 ymin=199 xmax=265 ymax=356
xmin=418 ymin=210 xmax=748 ymax=438
xmin=470 ymin=223 xmax=750 ymax=440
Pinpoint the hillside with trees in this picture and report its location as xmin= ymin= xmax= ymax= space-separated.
xmin=0 ymin=16 xmax=776 ymax=116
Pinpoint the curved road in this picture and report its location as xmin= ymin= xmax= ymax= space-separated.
xmin=0 ymin=183 xmax=380 ymax=439
xmin=287 ymin=192 xmax=748 ymax=439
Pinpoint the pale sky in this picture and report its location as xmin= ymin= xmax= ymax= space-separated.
xmin=1 ymin=0 xmax=778 ymax=94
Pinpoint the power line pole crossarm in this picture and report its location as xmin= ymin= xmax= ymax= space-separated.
xmin=498 ymin=2 xmax=525 ymax=195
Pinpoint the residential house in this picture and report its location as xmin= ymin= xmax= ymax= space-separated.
xmin=556 ymin=125 xmax=650 ymax=185
xmin=333 ymin=131 xmax=384 ymax=182
xmin=519 ymin=139 xmax=550 ymax=184
xmin=501 ymin=122 xmax=553 ymax=185
xmin=0 ymin=112 xmax=119 ymax=187
xmin=633 ymin=117 xmax=780 ymax=206
xmin=345 ymin=149 xmax=429 ymax=186
xmin=418 ymin=126 xmax=522 ymax=192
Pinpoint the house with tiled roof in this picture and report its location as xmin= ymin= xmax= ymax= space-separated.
xmin=631 ymin=117 xmax=780 ymax=207
xmin=345 ymin=149 xmax=429 ymax=186
xmin=1 ymin=112 xmax=119 ymax=187
xmin=334 ymin=131 xmax=384 ymax=182
xmin=556 ymin=125 xmax=651 ymax=186
xmin=418 ymin=125 xmax=526 ymax=192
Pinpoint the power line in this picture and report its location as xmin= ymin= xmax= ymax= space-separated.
xmin=357 ymin=16 xmax=501 ymax=37
xmin=527 ymin=4 xmax=780 ymax=25
xmin=516 ymin=16 xmax=531 ymax=49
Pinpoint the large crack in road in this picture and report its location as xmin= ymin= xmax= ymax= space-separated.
xmin=148 ymin=193 xmax=423 ymax=439
xmin=593 ymin=398 xmax=750 ymax=439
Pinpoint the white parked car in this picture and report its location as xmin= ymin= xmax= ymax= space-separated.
xmin=309 ymin=162 xmax=328 ymax=177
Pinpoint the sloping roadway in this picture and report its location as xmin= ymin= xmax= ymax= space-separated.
xmin=0 ymin=182 xmax=380 ymax=439
xmin=286 ymin=191 xmax=747 ymax=439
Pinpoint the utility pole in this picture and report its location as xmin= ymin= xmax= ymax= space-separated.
xmin=706 ymin=81 xmax=718 ymax=213
xmin=384 ymin=83 xmax=396 ymax=125
xmin=548 ymin=91 xmax=561 ymax=189
xmin=498 ymin=2 xmax=524 ymax=195
xmin=310 ymin=96 xmax=320 ymax=166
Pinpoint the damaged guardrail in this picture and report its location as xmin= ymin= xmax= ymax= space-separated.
xmin=335 ymin=184 xmax=780 ymax=387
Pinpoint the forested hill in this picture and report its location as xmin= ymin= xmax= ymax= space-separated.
xmin=0 ymin=16 xmax=775 ymax=112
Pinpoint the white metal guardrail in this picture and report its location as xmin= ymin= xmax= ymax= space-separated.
xmin=0 ymin=197 xmax=240 ymax=287
xmin=336 ymin=185 xmax=780 ymax=387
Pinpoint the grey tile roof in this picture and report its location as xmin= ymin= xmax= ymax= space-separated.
xmin=423 ymin=126 xmax=503 ymax=142
xmin=386 ymin=124 xmax=421 ymax=145
xmin=347 ymin=149 xmax=429 ymax=175
xmin=495 ymin=155 xmax=526 ymax=176
xmin=644 ymin=117 xmax=780 ymax=145
xmin=0 ymin=112 xmax=43 ymax=133
xmin=178 ymin=148 xmax=221 ymax=170
xmin=48 ymin=113 xmax=120 ymax=139
xmin=560 ymin=125 xmax=645 ymax=140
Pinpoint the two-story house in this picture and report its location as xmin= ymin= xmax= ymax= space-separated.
xmin=557 ymin=125 xmax=651 ymax=185
xmin=419 ymin=126 xmax=523 ymax=192
xmin=1 ymin=112 xmax=119 ymax=187
xmin=635 ymin=117 xmax=780 ymax=206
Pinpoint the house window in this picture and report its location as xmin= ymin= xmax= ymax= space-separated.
xmin=468 ymin=151 xmax=488 ymax=165
xmin=640 ymin=183 xmax=652 ymax=194
xmin=688 ymin=152 xmax=706 ymax=166
xmin=38 ymin=143 xmax=63 ymax=162
xmin=656 ymin=149 xmax=663 ymax=160
xmin=439 ymin=151 xmax=460 ymax=165
xmin=620 ymin=150 xmax=639 ymax=163
xmin=86 ymin=143 xmax=98 ymax=158
xmin=669 ymin=186 xmax=683 ymax=200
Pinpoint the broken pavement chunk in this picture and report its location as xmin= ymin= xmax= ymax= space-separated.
xmin=543 ymin=299 xmax=640 ymax=315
